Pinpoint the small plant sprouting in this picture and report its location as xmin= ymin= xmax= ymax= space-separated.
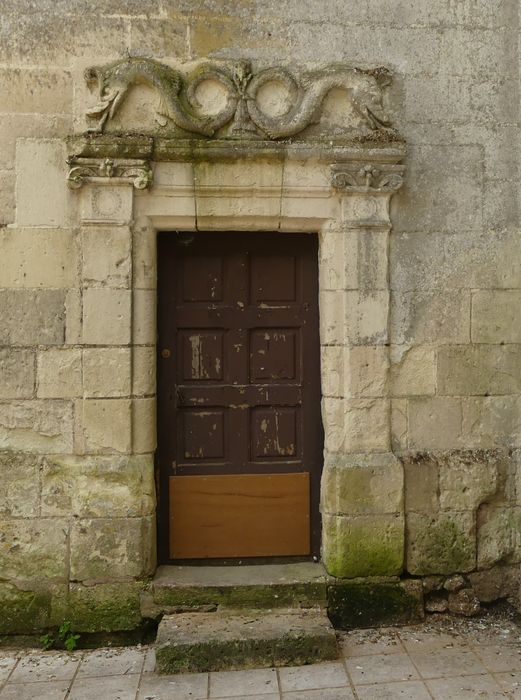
xmin=39 ymin=622 xmax=80 ymax=652
xmin=39 ymin=633 xmax=54 ymax=651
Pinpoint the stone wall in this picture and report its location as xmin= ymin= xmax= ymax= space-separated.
xmin=0 ymin=0 xmax=520 ymax=632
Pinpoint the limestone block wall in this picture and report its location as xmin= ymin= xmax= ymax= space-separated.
xmin=0 ymin=0 xmax=520 ymax=631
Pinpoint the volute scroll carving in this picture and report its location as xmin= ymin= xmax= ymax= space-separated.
xmin=66 ymin=157 xmax=153 ymax=189
xmin=331 ymin=163 xmax=404 ymax=193
xmin=83 ymin=57 xmax=399 ymax=141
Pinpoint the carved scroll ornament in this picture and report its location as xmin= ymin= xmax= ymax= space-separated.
xmin=84 ymin=57 xmax=397 ymax=140
xmin=331 ymin=163 xmax=404 ymax=193
xmin=66 ymin=157 xmax=153 ymax=189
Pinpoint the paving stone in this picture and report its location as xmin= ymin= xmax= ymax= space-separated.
xmin=8 ymin=653 xmax=80 ymax=683
xmin=0 ymin=656 xmax=17 ymax=683
xmin=408 ymin=647 xmax=484 ymax=679
xmin=472 ymin=644 xmax=521 ymax=673
xmin=68 ymin=674 xmax=139 ymax=700
xmin=340 ymin=629 xmax=404 ymax=657
xmin=354 ymin=681 xmax=432 ymax=699
xmin=0 ymin=680 xmax=71 ymax=700
xmin=345 ymin=653 xmax=419 ymax=685
xmin=209 ymin=668 xmax=278 ymax=697
xmin=426 ymin=673 xmax=507 ymax=699
xmin=77 ymin=647 xmax=145 ymax=677
xmin=137 ymin=671 xmax=208 ymax=700
xmin=283 ymin=689 xmax=355 ymax=700
xmin=278 ymin=662 xmax=348 ymax=692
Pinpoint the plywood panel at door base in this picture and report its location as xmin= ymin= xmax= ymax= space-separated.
xmin=169 ymin=473 xmax=310 ymax=559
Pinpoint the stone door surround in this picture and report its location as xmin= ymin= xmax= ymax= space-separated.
xmin=66 ymin=55 xmax=406 ymax=578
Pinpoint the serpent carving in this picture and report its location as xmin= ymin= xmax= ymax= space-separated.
xmin=84 ymin=57 xmax=394 ymax=139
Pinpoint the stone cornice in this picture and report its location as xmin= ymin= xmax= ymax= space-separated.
xmin=66 ymin=134 xmax=405 ymax=165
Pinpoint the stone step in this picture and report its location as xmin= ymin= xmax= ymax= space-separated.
xmin=155 ymin=608 xmax=339 ymax=674
xmin=148 ymin=562 xmax=329 ymax=613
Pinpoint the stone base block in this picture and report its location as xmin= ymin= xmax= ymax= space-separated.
xmin=322 ymin=513 xmax=404 ymax=578
xmin=327 ymin=578 xmax=424 ymax=629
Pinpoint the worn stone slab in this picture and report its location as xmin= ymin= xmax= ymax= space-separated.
xmin=152 ymin=562 xmax=329 ymax=610
xmin=155 ymin=609 xmax=338 ymax=673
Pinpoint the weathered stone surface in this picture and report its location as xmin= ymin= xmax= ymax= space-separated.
xmin=322 ymin=513 xmax=404 ymax=579
xmin=438 ymin=451 xmax=498 ymax=511
xmin=391 ymin=346 xmax=436 ymax=396
xmin=0 ymin=519 xmax=68 ymax=581
xmin=344 ymin=399 xmax=390 ymax=452
xmin=391 ymin=289 xmax=471 ymax=345
xmin=468 ymin=564 xmax=520 ymax=603
xmin=345 ymin=291 xmax=389 ymax=345
xmin=132 ymin=346 xmax=156 ymax=397
xmin=0 ymin=349 xmax=35 ymax=399
xmin=346 ymin=346 xmax=388 ymax=398
xmin=444 ymin=574 xmax=466 ymax=592
xmin=0 ymin=451 xmax=41 ymax=518
xmin=462 ymin=397 xmax=521 ymax=448
xmin=0 ymin=289 xmax=66 ymax=346
xmin=82 ymin=289 xmax=131 ymax=345
xmin=155 ymin=609 xmax=338 ymax=674
xmin=0 ymin=68 xmax=72 ymax=114
xmin=438 ymin=345 xmax=521 ymax=396
xmin=80 ymin=399 xmax=132 ymax=454
xmin=83 ymin=348 xmax=131 ymax=398
xmin=37 ymin=348 xmax=82 ymax=399
xmin=0 ymin=170 xmax=15 ymax=225
xmin=41 ymin=454 xmax=155 ymax=518
xmin=0 ymin=400 xmax=73 ymax=453
xmin=132 ymin=398 xmax=156 ymax=453
xmin=403 ymin=454 xmax=439 ymax=514
xmin=70 ymin=517 xmax=153 ymax=580
xmin=132 ymin=289 xmax=156 ymax=345
xmin=408 ymin=397 xmax=463 ymax=450
xmin=425 ymin=593 xmax=448 ymax=613
xmin=406 ymin=511 xmax=476 ymax=575
xmin=477 ymin=505 xmax=521 ymax=569
xmin=82 ymin=226 xmax=131 ymax=288
xmin=321 ymin=454 xmax=403 ymax=516
xmin=16 ymin=139 xmax=72 ymax=227
xmin=448 ymin=589 xmax=481 ymax=617
xmin=0 ymin=228 xmax=78 ymax=288
xmin=472 ymin=291 xmax=521 ymax=343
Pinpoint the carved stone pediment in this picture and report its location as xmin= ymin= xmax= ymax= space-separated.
xmin=83 ymin=57 xmax=401 ymax=142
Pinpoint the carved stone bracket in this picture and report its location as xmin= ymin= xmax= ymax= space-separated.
xmin=83 ymin=56 xmax=399 ymax=141
xmin=66 ymin=157 xmax=153 ymax=189
xmin=331 ymin=163 xmax=404 ymax=193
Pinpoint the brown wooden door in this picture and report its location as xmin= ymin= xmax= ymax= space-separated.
xmin=157 ymin=231 xmax=323 ymax=561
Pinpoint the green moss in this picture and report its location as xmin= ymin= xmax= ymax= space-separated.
xmin=153 ymin=583 xmax=326 ymax=610
xmin=156 ymin=634 xmax=338 ymax=674
xmin=323 ymin=516 xmax=404 ymax=578
xmin=328 ymin=580 xmax=423 ymax=629
xmin=68 ymin=582 xmax=144 ymax=633
xmin=0 ymin=583 xmax=51 ymax=634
